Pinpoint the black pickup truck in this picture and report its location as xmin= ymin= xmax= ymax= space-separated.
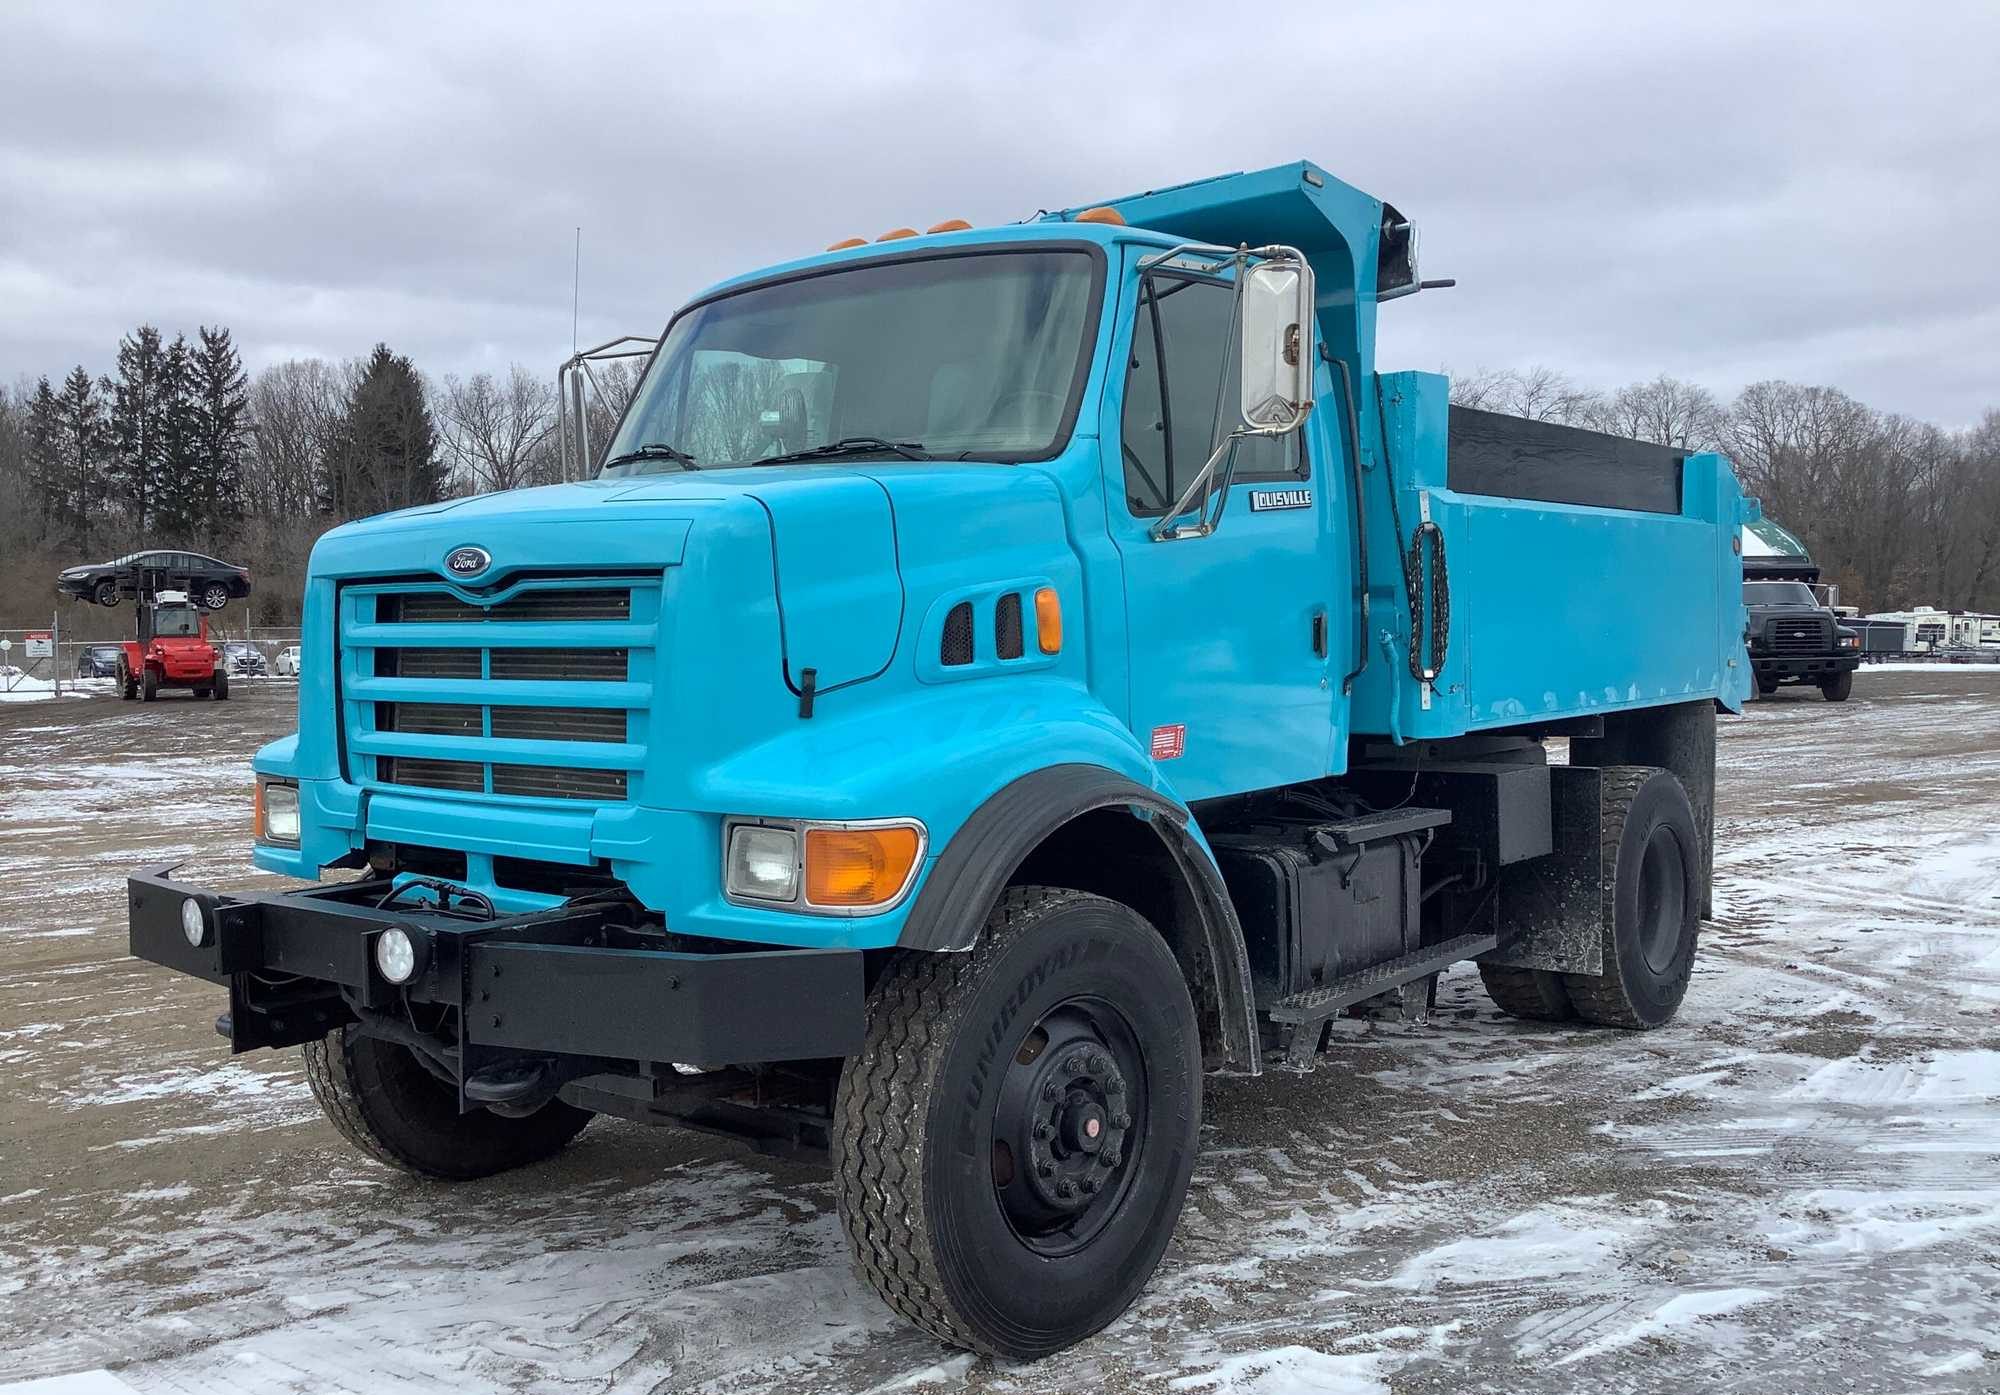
xmin=1744 ymin=580 xmax=1861 ymax=701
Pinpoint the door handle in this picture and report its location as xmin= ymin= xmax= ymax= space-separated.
xmin=1311 ymin=610 xmax=1328 ymax=659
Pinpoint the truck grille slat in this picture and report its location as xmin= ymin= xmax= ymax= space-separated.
xmin=344 ymin=578 xmax=652 ymax=807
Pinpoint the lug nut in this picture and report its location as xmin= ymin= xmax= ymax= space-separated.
xmin=1081 ymin=1176 xmax=1100 ymax=1195
xmin=1088 ymin=1051 xmax=1109 ymax=1074
xmin=1055 ymin=1179 xmax=1075 ymax=1199
xmin=1102 ymin=1150 xmax=1121 ymax=1169
xmin=1065 ymin=1052 xmax=1086 ymax=1075
xmin=1034 ymin=1120 xmax=1053 ymax=1140
xmin=1041 ymin=1083 xmax=1059 ymax=1102
xmin=1036 ymin=1160 xmax=1054 ymax=1178
xmin=1112 ymin=1111 xmax=1132 ymax=1129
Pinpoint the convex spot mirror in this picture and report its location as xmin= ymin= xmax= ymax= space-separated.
xmin=1238 ymin=251 xmax=1315 ymax=433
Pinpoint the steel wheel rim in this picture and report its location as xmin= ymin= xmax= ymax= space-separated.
xmin=988 ymin=994 xmax=1147 ymax=1258
xmin=1637 ymin=826 xmax=1687 ymax=975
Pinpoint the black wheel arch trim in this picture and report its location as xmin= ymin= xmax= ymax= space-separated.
xmin=898 ymin=763 xmax=1261 ymax=1073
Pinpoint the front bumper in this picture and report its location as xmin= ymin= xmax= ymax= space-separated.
xmin=128 ymin=866 xmax=865 ymax=1083
xmin=1752 ymin=653 xmax=1861 ymax=679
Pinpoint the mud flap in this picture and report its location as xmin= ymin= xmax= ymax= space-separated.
xmin=1483 ymin=765 xmax=1604 ymax=975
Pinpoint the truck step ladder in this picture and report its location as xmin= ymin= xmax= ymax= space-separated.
xmin=1269 ymin=930 xmax=1500 ymax=1066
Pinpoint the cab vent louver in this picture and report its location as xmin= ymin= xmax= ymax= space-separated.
xmin=942 ymin=602 xmax=974 ymax=666
xmin=995 ymin=593 xmax=1024 ymax=660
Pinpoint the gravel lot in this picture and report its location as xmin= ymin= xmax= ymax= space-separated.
xmin=3 ymin=672 xmax=1999 ymax=1394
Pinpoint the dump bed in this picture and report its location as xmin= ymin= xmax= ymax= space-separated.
xmin=1348 ymin=372 xmax=1753 ymax=745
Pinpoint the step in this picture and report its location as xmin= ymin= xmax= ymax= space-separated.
xmin=1312 ymin=805 xmax=1452 ymax=847
xmin=1267 ymin=931 xmax=1500 ymax=1025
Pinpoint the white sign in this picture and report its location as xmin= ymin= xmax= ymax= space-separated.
xmin=0 ymin=639 xmax=10 ymax=652
xmin=24 ymin=632 xmax=51 ymax=659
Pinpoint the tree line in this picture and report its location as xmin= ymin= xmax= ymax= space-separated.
xmin=1 ymin=327 xmax=1996 ymax=631
xmin=1450 ymin=367 xmax=2000 ymax=616
xmin=0 ymin=326 xmax=637 ymax=631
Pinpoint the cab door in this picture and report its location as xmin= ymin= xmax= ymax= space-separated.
xmin=1100 ymin=253 xmax=1347 ymax=801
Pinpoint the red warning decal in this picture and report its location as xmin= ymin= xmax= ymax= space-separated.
xmin=1150 ymin=724 xmax=1186 ymax=760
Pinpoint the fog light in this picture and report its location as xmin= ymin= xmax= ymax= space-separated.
xmin=180 ymin=897 xmax=208 ymax=948
xmin=375 ymin=926 xmax=424 ymax=985
xmin=726 ymin=823 xmax=800 ymax=903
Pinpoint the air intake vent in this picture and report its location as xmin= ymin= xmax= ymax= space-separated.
xmin=490 ymin=706 xmax=627 ymax=743
xmin=942 ymin=602 xmax=974 ymax=666
xmin=492 ymin=765 xmax=629 ymax=801
xmin=382 ymin=589 xmax=632 ymax=623
xmin=995 ymin=593 xmax=1024 ymax=660
xmin=379 ymin=702 xmax=481 ymax=737
xmin=378 ymin=648 xmax=480 ymax=679
xmin=379 ymin=756 xmax=484 ymax=793
xmin=490 ymin=648 xmax=629 ymax=682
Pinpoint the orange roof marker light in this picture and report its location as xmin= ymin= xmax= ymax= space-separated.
xmin=826 ymin=236 xmax=867 ymax=251
xmin=926 ymin=218 xmax=972 ymax=234
xmin=876 ymin=227 xmax=919 ymax=242
xmin=1074 ymin=206 xmax=1126 ymax=226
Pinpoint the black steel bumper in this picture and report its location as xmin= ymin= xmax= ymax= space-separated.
xmin=128 ymin=867 xmax=865 ymax=1069
xmin=1751 ymin=653 xmax=1861 ymax=679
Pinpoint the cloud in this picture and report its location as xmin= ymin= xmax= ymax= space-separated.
xmin=2 ymin=0 xmax=1996 ymax=423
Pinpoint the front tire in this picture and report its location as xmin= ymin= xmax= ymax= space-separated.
xmin=213 ymin=669 xmax=230 ymax=700
xmin=117 ymin=658 xmax=137 ymax=701
xmin=1562 ymin=766 xmax=1701 ymax=1029
xmin=301 ymin=1027 xmax=590 ymax=1181
xmin=833 ymin=887 xmax=1200 ymax=1358
xmin=1821 ymin=671 xmax=1853 ymax=702
xmin=140 ymin=669 xmax=158 ymax=702
xmin=94 ymin=580 xmax=119 ymax=607
xmin=201 ymin=583 xmax=230 ymax=610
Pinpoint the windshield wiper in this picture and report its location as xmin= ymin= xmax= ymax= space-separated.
xmin=754 ymin=436 xmax=933 ymax=467
xmin=602 ymin=442 xmax=701 ymax=472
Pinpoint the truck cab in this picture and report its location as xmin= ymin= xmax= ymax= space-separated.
xmin=129 ymin=160 xmax=1754 ymax=1359
xmin=1744 ymin=579 xmax=1860 ymax=699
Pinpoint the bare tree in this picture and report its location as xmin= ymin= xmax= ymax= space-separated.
xmin=1598 ymin=375 xmax=1725 ymax=451
xmin=1448 ymin=365 xmax=1602 ymax=425
xmin=437 ymin=365 xmax=559 ymax=495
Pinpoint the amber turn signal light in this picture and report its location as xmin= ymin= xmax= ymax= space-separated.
xmin=803 ymin=825 xmax=923 ymax=908
xmin=1035 ymin=587 xmax=1062 ymax=654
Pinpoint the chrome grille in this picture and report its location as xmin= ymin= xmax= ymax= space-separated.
xmin=341 ymin=575 xmax=654 ymax=805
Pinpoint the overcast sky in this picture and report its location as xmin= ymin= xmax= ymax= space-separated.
xmin=4 ymin=2 xmax=1996 ymax=425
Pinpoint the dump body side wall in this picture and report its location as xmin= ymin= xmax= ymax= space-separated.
xmin=1349 ymin=371 xmax=1751 ymax=747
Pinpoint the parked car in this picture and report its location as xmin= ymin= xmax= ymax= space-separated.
xmin=219 ymin=642 xmax=269 ymax=677
xmin=274 ymin=644 xmax=302 ymax=677
xmin=75 ymin=644 xmax=125 ymax=678
xmin=56 ymin=550 xmax=251 ymax=611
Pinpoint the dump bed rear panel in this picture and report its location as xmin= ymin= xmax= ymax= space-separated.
xmin=1346 ymin=373 xmax=1751 ymax=751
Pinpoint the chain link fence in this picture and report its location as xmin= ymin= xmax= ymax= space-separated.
xmin=1 ymin=614 xmax=303 ymax=696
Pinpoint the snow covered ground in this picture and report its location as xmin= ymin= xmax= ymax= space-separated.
xmin=2 ymin=672 xmax=1997 ymax=1393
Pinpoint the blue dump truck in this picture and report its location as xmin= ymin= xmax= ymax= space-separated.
xmin=129 ymin=162 xmax=1752 ymax=1358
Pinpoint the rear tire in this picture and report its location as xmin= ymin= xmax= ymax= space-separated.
xmin=94 ymin=580 xmax=118 ymax=607
xmin=1478 ymin=964 xmax=1576 ymax=1021
xmin=1562 ymin=766 xmax=1701 ymax=1029
xmin=141 ymin=669 xmax=158 ymax=702
xmin=1820 ymin=671 xmax=1853 ymax=702
xmin=301 ymin=1027 xmax=590 ymax=1181
xmin=117 ymin=658 xmax=136 ymax=701
xmin=833 ymin=886 xmax=1200 ymax=1358
xmin=201 ymin=583 xmax=229 ymax=610
xmin=213 ymin=670 xmax=230 ymax=700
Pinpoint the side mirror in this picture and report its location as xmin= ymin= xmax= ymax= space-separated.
xmin=1238 ymin=251 xmax=1315 ymax=433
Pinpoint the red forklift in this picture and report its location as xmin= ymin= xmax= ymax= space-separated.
xmin=118 ymin=590 xmax=228 ymax=701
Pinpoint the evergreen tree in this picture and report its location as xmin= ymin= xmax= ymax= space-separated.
xmin=108 ymin=325 xmax=170 ymax=536
xmin=53 ymin=367 xmax=106 ymax=548
xmin=152 ymin=334 xmax=199 ymax=540
xmin=186 ymin=325 xmax=249 ymax=535
xmin=25 ymin=377 xmax=62 ymax=543
xmin=325 ymin=344 xmax=443 ymax=517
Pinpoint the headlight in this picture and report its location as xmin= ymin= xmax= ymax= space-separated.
xmin=1838 ymin=634 xmax=1860 ymax=649
xmin=726 ymin=823 xmax=800 ymax=902
xmin=724 ymin=818 xmax=926 ymax=913
xmin=374 ymin=926 xmax=427 ymax=984
xmin=258 ymin=779 xmax=301 ymax=845
xmin=180 ymin=897 xmax=209 ymax=948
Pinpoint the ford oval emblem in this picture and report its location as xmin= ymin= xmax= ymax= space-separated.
xmin=445 ymin=546 xmax=491 ymax=577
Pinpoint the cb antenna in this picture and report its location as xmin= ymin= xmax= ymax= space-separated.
xmin=572 ymin=226 xmax=581 ymax=354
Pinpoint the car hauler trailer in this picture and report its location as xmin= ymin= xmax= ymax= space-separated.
xmin=128 ymin=161 xmax=1753 ymax=1359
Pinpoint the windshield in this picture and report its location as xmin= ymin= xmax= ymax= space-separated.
xmin=602 ymin=250 xmax=1098 ymax=474
xmin=1744 ymin=582 xmax=1819 ymax=607
xmin=153 ymin=608 xmax=200 ymax=637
